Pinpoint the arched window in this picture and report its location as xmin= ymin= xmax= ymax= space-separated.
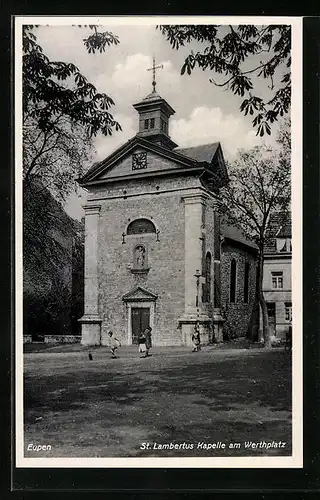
xmin=230 ymin=258 xmax=237 ymax=303
xmin=244 ymin=262 xmax=250 ymax=303
xmin=203 ymin=252 xmax=212 ymax=303
xmin=127 ymin=218 xmax=156 ymax=235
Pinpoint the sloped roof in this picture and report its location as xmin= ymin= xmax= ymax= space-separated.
xmin=272 ymin=212 xmax=291 ymax=238
xmin=220 ymin=216 xmax=258 ymax=251
xmin=133 ymin=90 xmax=176 ymax=116
xmin=81 ymin=136 xmax=136 ymax=181
xmin=142 ymin=90 xmax=162 ymax=102
xmin=265 ymin=211 xmax=292 ymax=253
xmin=175 ymin=143 xmax=220 ymax=163
xmin=80 ymin=136 xmax=215 ymax=184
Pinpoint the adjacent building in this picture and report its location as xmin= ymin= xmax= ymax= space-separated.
xmin=220 ymin=222 xmax=258 ymax=339
xmin=263 ymin=212 xmax=292 ymax=340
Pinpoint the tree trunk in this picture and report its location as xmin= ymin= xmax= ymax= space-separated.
xmin=246 ymin=296 xmax=259 ymax=342
xmin=246 ymin=250 xmax=261 ymax=342
xmin=257 ymin=247 xmax=271 ymax=348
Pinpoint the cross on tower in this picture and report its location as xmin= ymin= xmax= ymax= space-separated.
xmin=147 ymin=55 xmax=163 ymax=93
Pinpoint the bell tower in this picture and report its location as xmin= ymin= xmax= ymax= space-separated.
xmin=133 ymin=56 xmax=178 ymax=150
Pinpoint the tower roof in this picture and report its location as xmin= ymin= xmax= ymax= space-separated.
xmin=133 ymin=87 xmax=176 ymax=149
xmin=133 ymin=90 xmax=176 ymax=116
xmin=143 ymin=90 xmax=162 ymax=101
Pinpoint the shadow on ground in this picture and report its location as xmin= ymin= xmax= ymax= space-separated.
xmin=24 ymin=348 xmax=292 ymax=458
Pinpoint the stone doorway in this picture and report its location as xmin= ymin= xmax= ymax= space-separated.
xmin=122 ymin=286 xmax=157 ymax=345
xmin=131 ymin=307 xmax=150 ymax=344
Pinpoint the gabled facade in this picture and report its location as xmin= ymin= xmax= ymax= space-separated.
xmin=263 ymin=212 xmax=292 ymax=339
xmin=78 ymin=87 xmax=237 ymax=346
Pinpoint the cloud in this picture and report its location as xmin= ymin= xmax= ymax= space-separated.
xmin=93 ymin=104 xmax=276 ymax=164
xmin=111 ymin=54 xmax=180 ymax=91
xmin=95 ymin=54 xmax=181 ymax=110
xmin=93 ymin=113 xmax=136 ymax=161
xmin=170 ymin=106 xmax=273 ymax=159
xmin=112 ymin=54 xmax=151 ymax=90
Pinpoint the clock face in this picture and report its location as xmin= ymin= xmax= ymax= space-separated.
xmin=132 ymin=152 xmax=147 ymax=170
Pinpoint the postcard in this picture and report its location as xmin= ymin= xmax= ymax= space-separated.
xmin=15 ymin=15 xmax=303 ymax=468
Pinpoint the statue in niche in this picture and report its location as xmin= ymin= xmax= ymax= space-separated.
xmin=135 ymin=245 xmax=146 ymax=268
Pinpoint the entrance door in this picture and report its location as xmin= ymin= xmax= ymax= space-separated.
xmin=131 ymin=308 xmax=150 ymax=344
xmin=266 ymin=302 xmax=276 ymax=336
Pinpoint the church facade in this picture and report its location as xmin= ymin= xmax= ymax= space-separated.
xmin=78 ymin=84 xmax=252 ymax=347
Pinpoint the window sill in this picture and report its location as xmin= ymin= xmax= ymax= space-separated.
xmin=129 ymin=268 xmax=150 ymax=275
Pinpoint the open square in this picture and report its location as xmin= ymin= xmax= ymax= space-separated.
xmin=24 ymin=345 xmax=292 ymax=458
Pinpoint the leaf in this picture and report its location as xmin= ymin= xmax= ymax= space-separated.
xmin=159 ymin=24 xmax=290 ymax=135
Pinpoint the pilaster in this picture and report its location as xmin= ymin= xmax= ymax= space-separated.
xmin=178 ymin=193 xmax=209 ymax=345
xmin=181 ymin=192 xmax=208 ymax=315
xmin=79 ymin=204 xmax=102 ymax=345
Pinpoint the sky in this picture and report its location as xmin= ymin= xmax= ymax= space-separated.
xmin=31 ymin=23 xmax=286 ymax=219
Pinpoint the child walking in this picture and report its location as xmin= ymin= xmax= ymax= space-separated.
xmin=107 ymin=330 xmax=121 ymax=358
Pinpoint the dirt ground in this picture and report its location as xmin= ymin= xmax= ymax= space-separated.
xmin=23 ymin=344 xmax=292 ymax=458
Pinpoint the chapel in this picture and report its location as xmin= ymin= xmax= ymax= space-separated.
xmin=78 ymin=64 xmax=256 ymax=346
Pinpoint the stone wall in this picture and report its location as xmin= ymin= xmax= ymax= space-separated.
xmin=23 ymin=335 xmax=81 ymax=344
xmin=96 ymin=179 xmax=190 ymax=346
xmin=221 ymin=241 xmax=257 ymax=339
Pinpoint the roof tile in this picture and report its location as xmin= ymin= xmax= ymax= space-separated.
xmin=175 ymin=142 xmax=219 ymax=163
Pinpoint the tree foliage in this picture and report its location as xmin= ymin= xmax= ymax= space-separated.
xmin=220 ymin=122 xmax=291 ymax=346
xmin=159 ymin=24 xmax=291 ymax=136
xmin=23 ymin=110 xmax=93 ymax=202
xmin=23 ymin=25 xmax=121 ymax=138
xmin=23 ymin=24 xmax=123 ymax=201
xmin=222 ymin=145 xmax=290 ymax=243
xmin=22 ymin=25 xmax=119 ymax=335
xmin=23 ymin=180 xmax=84 ymax=336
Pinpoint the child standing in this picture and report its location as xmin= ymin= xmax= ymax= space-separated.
xmin=107 ymin=330 xmax=121 ymax=358
xmin=145 ymin=327 xmax=152 ymax=357
xmin=138 ymin=330 xmax=147 ymax=358
xmin=192 ymin=324 xmax=201 ymax=352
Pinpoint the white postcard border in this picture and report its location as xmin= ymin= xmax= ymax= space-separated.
xmin=15 ymin=15 xmax=303 ymax=469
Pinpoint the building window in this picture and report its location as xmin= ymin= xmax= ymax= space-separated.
xmin=203 ymin=252 xmax=212 ymax=303
xmin=201 ymin=234 xmax=206 ymax=276
xmin=277 ymin=238 xmax=292 ymax=253
xmin=160 ymin=118 xmax=167 ymax=133
xmin=230 ymin=258 xmax=237 ymax=303
xmin=271 ymin=271 xmax=283 ymax=289
xmin=267 ymin=302 xmax=276 ymax=321
xmin=201 ymin=204 xmax=206 ymax=228
xmin=285 ymin=302 xmax=292 ymax=322
xmin=144 ymin=119 xmax=149 ymax=130
xmin=214 ymin=261 xmax=221 ymax=308
xmin=150 ymin=118 xmax=155 ymax=129
xmin=127 ymin=218 xmax=156 ymax=235
xmin=244 ymin=262 xmax=250 ymax=303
